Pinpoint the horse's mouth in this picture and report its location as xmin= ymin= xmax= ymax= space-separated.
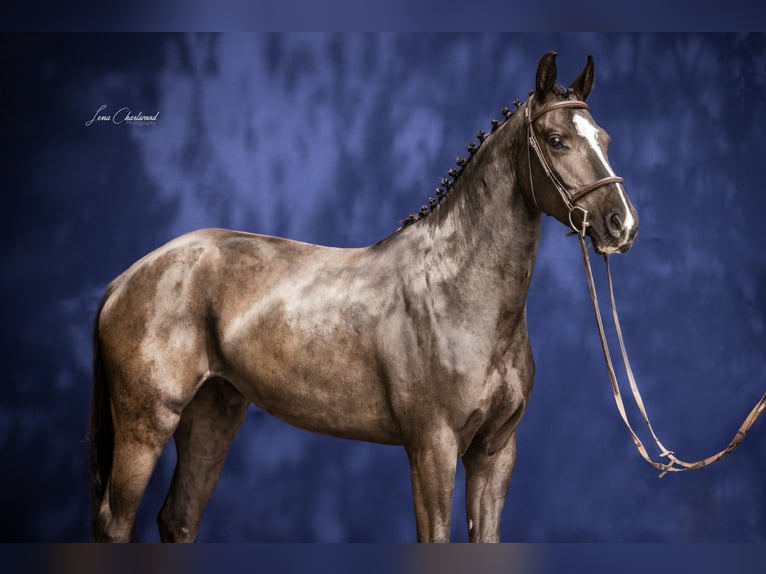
xmin=589 ymin=230 xmax=635 ymax=255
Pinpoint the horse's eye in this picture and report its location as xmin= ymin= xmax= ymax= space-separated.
xmin=548 ymin=135 xmax=564 ymax=150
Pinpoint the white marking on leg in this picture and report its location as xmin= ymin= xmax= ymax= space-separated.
xmin=573 ymin=113 xmax=635 ymax=232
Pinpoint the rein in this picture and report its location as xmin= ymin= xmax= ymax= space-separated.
xmin=578 ymin=232 xmax=766 ymax=476
xmin=525 ymin=95 xmax=766 ymax=476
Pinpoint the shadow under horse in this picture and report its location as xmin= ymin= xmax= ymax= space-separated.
xmin=90 ymin=51 xmax=639 ymax=542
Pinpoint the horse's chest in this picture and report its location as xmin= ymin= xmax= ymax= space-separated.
xmin=451 ymin=371 xmax=527 ymax=455
xmin=450 ymin=335 xmax=532 ymax=450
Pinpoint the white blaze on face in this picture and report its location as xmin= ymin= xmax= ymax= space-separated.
xmin=572 ymin=112 xmax=635 ymax=233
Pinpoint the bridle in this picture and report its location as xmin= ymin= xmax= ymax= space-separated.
xmin=524 ymin=96 xmax=624 ymax=234
xmin=524 ymin=95 xmax=766 ymax=476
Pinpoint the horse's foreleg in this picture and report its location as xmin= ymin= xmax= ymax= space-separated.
xmin=462 ymin=431 xmax=517 ymax=543
xmin=158 ymin=378 xmax=249 ymax=543
xmin=405 ymin=425 xmax=459 ymax=543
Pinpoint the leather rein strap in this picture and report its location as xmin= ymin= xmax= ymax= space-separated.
xmin=578 ymin=232 xmax=766 ymax=476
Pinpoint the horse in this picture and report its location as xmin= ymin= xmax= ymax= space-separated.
xmin=89 ymin=51 xmax=639 ymax=543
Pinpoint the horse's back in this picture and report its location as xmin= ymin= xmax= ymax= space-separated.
xmin=102 ymin=227 xmax=327 ymax=320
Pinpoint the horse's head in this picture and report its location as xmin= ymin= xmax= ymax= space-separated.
xmin=523 ymin=52 xmax=638 ymax=254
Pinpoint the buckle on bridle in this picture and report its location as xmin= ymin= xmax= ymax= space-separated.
xmin=568 ymin=205 xmax=590 ymax=237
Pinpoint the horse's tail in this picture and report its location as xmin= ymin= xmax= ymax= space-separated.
xmin=89 ymin=283 xmax=115 ymax=527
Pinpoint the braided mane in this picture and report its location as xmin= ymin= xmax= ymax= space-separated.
xmin=397 ymin=93 xmax=527 ymax=231
xmin=398 ymin=85 xmax=574 ymax=231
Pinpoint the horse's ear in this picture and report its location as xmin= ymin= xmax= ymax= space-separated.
xmin=570 ymin=54 xmax=595 ymax=101
xmin=535 ymin=51 xmax=558 ymax=101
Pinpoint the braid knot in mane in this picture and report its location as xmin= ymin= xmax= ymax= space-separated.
xmin=398 ymin=95 xmax=527 ymax=230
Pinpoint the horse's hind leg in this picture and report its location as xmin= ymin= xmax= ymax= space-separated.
xmin=158 ymin=378 xmax=249 ymax=542
xmin=94 ymin=377 xmax=181 ymax=542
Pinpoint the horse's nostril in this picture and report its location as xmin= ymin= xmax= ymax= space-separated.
xmin=607 ymin=212 xmax=623 ymax=238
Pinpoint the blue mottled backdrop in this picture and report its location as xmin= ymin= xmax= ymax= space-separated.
xmin=1 ymin=33 xmax=765 ymax=542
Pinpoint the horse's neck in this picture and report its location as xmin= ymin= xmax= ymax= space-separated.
xmin=389 ymin=125 xmax=541 ymax=319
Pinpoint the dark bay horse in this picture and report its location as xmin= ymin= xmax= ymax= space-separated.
xmin=90 ymin=52 xmax=638 ymax=542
